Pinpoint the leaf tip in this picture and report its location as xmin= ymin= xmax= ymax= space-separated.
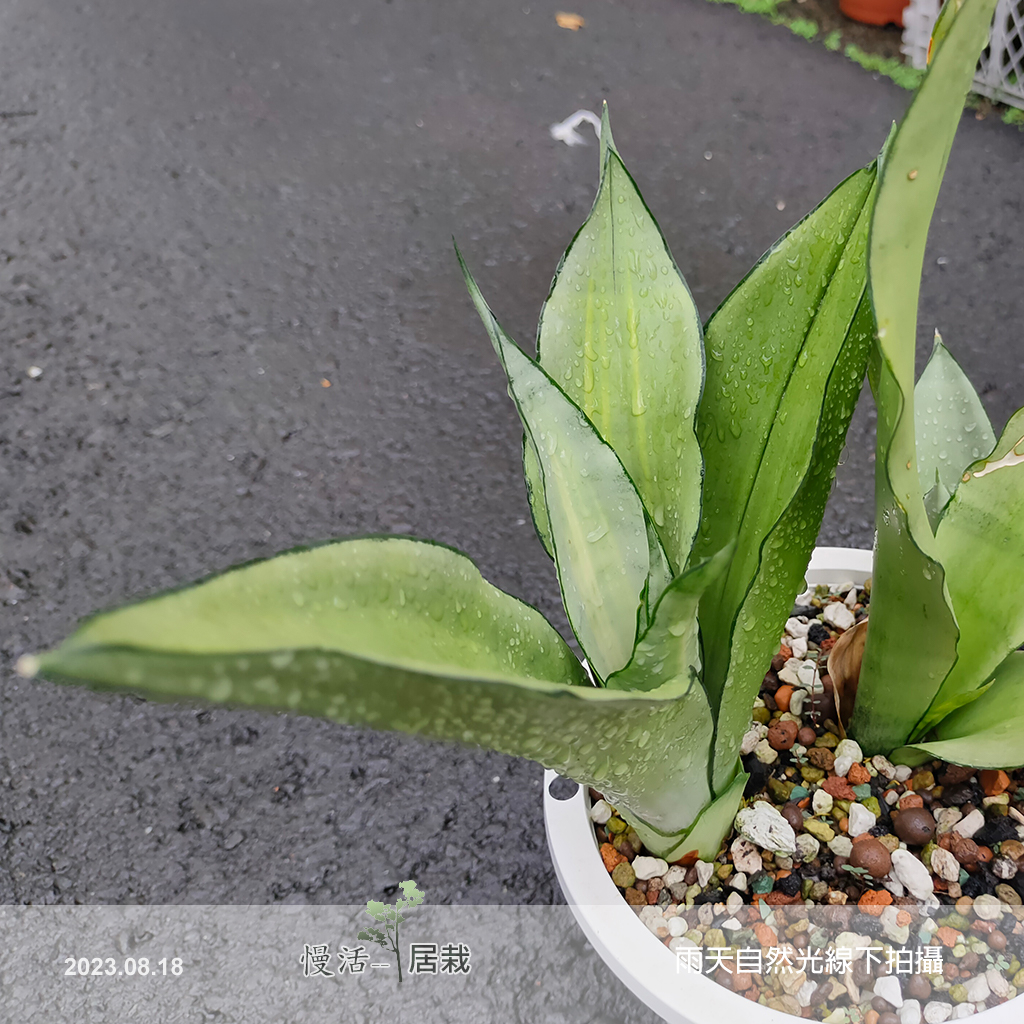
xmin=16 ymin=654 xmax=39 ymax=679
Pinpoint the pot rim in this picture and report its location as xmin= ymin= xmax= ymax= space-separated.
xmin=543 ymin=546 xmax=1021 ymax=1024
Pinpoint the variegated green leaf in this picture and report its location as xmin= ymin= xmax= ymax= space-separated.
xmin=850 ymin=0 xmax=999 ymax=753
xmin=710 ymin=293 xmax=877 ymax=791
xmin=901 ymin=652 xmax=1024 ymax=769
xmin=533 ymin=105 xmax=704 ymax=572
xmin=689 ymin=158 xmax=878 ymax=790
xmin=22 ymin=536 xmax=715 ymax=831
xmin=606 ymin=544 xmax=733 ymax=694
xmin=914 ymin=332 xmax=996 ymax=515
xmin=917 ymin=407 xmax=1024 ymax=730
xmin=522 ymin=435 xmax=555 ymax=559
xmin=460 ymin=251 xmax=649 ymax=680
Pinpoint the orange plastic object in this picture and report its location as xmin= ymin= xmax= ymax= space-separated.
xmin=839 ymin=0 xmax=910 ymax=27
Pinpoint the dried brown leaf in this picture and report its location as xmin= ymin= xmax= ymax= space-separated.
xmin=828 ymin=618 xmax=868 ymax=738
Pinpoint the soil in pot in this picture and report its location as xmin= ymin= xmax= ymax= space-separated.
xmin=591 ymin=581 xmax=1024 ymax=1022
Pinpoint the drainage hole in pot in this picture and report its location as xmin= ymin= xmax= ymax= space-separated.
xmin=547 ymin=776 xmax=579 ymax=801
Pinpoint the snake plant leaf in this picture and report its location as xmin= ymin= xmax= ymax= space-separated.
xmin=914 ymin=331 xmax=996 ymax=518
xmin=849 ymin=0 xmax=998 ymax=753
xmin=710 ymin=292 xmax=877 ymax=791
xmin=916 ymin=407 xmax=1024 ymax=730
xmin=459 ymin=251 xmax=649 ymax=680
xmin=900 ymin=652 xmax=1024 ymax=769
xmin=687 ymin=153 xmax=879 ymax=790
xmin=532 ymin=107 xmax=704 ymax=573
xmin=606 ymin=543 xmax=733 ymax=694
xmin=21 ymin=536 xmax=713 ymax=831
xmin=522 ymin=435 xmax=555 ymax=559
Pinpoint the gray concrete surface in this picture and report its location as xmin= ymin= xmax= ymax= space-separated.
xmin=1 ymin=0 xmax=1022 ymax=926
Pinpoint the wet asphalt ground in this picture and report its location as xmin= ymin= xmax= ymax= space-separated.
xmin=1 ymin=0 xmax=1022 ymax=924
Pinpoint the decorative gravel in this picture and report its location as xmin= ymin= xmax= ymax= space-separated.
xmin=592 ymin=581 xmax=1024 ymax=1022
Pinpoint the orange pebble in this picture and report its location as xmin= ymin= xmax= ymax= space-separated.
xmin=935 ymin=926 xmax=963 ymax=947
xmin=600 ymin=843 xmax=625 ymax=872
xmin=858 ymin=889 xmax=893 ymax=916
xmin=847 ymin=762 xmax=871 ymax=786
xmin=976 ymin=846 xmax=994 ymax=865
xmin=774 ymin=684 xmax=794 ymax=712
xmin=839 ymin=817 xmax=849 ymax=833
xmin=753 ymin=921 xmax=778 ymax=947
xmin=899 ymin=792 xmax=925 ymax=809
xmin=798 ymin=797 xmax=811 ymax=809
xmin=896 ymin=910 xmax=912 ymax=927
xmin=865 ymin=1011 xmax=880 ymax=1024
xmin=980 ymin=769 xmax=1011 ymax=796
xmin=779 ymin=643 xmax=793 ymax=661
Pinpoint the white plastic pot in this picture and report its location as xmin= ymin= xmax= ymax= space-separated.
xmin=544 ymin=547 xmax=1020 ymax=1024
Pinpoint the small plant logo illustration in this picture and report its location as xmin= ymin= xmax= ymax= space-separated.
xmin=357 ymin=879 xmax=424 ymax=983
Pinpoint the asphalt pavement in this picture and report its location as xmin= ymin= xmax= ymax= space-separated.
xmin=1 ymin=0 xmax=1021 ymax=922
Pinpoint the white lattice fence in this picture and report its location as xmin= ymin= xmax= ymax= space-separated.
xmin=902 ymin=0 xmax=1024 ymax=110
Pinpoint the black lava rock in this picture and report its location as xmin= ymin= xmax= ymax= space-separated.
xmin=960 ymin=874 xmax=986 ymax=898
xmin=973 ymin=817 xmax=1019 ymax=847
xmin=792 ymin=605 xmax=818 ymax=618
xmin=807 ymin=622 xmax=830 ymax=645
xmin=776 ymin=874 xmax=801 ymax=897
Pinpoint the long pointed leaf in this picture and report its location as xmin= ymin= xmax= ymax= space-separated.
xmin=851 ymin=0 xmax=999 ymax=752
xmin=711 ymin=293 xmax=877 ymax=791
xmin=532 ymin=108 xmax=704 ymax=572
xmin=919 ymin=407 xmax=1024 ymax=728
xmin=22 ymin=537 xmax=711 ymax=831
xmin=522 ymin=435 xmax=555 ymax=559
xmin=901 ymin=652 xmax=1024 ymax=769
xmin=686 ymin=155 xmax=881 ymax=791
xmin=460 ymin=252 xmax=649 ymax=680
xmin=606 ymin=544 xmax=733 ymax=694
xmin=914 ymin=332 xmax=996 ymax=511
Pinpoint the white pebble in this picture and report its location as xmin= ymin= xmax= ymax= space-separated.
xmin=695 ymin=860 xmax=714 ymax=888
xmin=668 ymin=935 xmax=697 ymax=954
xmin=789 ymin=689 xmax=807 ymax=716
xmin=796 ymin=661 xmax=819 ymax=689
xmin=885 ymin=789 xmax=900 ymax=806
xmin=754 ymin=738 xmax=778 ymax=764
xmin=735 ymin=801 xmax=797 ymax=855
xmin=923 ymin=1002 xmax=952 ymax=1024
xmin=934 ymin=806 xmax=962 ymax=833
xmin=797 ymin=979 xmax=818 ymax=1007
xmin=668 ymin=916 xmax=686 ymax=936
xmin=874 ymin=974 xmax=904 ymax=1008
xmin=953 ymin=809 xmax=984 ymax=838
xmin=589 ymin=799 xmax=613 ymax=824
xmin=639 ymin=906 xmax=668 ymax=936
xmin=891 ymin=849 xmax=935 ymax=900
xmin=778 ymin=665 xmax=801 ymax=686
xmin=950 ymin=1006 xmax=976 ymax=1020
xmin=27 ymin=365 xmax=43 ymax=379
xmin=785 ymin=617 xmax=810 ymax=639
xmin=833 ymin=755 xmax=855 ymax=779
xmin=880 ymin=905 xmax=910 ymax=944
xmin=796 ymin=834 xmax=820 ymax=862
xmin=813 ymin=789 xmax=834 ymax=814
xmin=740 ymin=725 xmax=764 ymax=755
xmin=972 ymin=893 xmax=1003 ymax=921
xmin=930 ymin=846 xmax=961 ymax=882
xmin=730 ymin=836 xmax=763 ymax=876
xmin=986 ymin=967 xmax=1010 ymax=998
xmin=844 ymin=587 xmax=859 ymax=609
xmin=789 ymin=636 xmax=809 ymax=659
xmin=872 ymin=755 xmax=897 ymax=780
xmin=900 ymin=1000 xmax=922 ymax=1024
xmin=894 ymin=764 xmax=913 ymax=782
xmin=632 ymin=856 xmax=669 ymax=881
xmin=663 ymin=865 xmax=687 ymax=887
xmin=721 ymin=916 xmax=742 ymax=930
xmin=731 ymin=871 xmax=748 ymax=892
xmin=824 ymin=602 xmax=856 ymax=631
xmin=848 ymin=803 xmax=876 ymax=837
xmin=964 ymin=974 xmax=990 ymax=1003
xmin=834 ymin=738 xmax=863 ymax=763
xmin=828 ymin=836 xmax=853 ymax=858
